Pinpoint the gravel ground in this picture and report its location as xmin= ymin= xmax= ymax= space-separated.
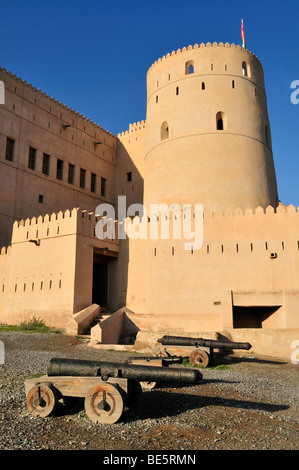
xmin=0 ymin=331 xmax=298 ymax=452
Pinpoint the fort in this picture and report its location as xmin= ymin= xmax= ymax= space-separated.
xmin=0 ymin=42 xmax=298 ymax=359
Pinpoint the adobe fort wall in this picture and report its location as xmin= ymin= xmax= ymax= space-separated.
xmin=0 ymin=67 xmax=117 ymax=247
xmin=0 ymin=207 xmax=119 ymax=328
xmin=117 ymin=121 xmax=146 ymax=214
xmin=121 ymin=204 xmax=299 ymax=332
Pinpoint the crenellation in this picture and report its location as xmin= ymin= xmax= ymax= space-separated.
xmin=118 ymin=120 xmax=146 ymax=137
xmin=0 ymin=66 xmax=116 ymax=138
xmin=147 ymin=41 xmax=262 ymax=73
xmin=0 ymin=246 xmax=11 ymax=256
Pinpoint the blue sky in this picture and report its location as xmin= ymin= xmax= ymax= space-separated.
xmin=0 ymin=0 xmax=298 ymax=206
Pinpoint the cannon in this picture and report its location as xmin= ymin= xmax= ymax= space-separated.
xmin=126 ymin=354 xmax=183 ymax=389
xmin=156 ymin=335 xmax=252 ymax=368
xmin=24 ymin=357 xmax=202 ymax=424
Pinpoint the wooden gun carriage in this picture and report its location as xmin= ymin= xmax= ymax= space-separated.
xmin=24 ymin=357 xmax=202 ymax=424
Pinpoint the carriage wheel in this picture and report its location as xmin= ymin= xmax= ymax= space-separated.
xmin=189 ymin=349 xmax=210 ymax=368
xmin=84 ymin=383 xmax=124 ymax=424
xmin=26 ymin=383 xmax=58 ymax=418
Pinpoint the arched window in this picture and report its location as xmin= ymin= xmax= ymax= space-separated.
xmin=242 ymin=61 xmax=251 ymax=77
xmin=185 ymin=60 xmax=194 ymax=75
xmin=161 ymin=121 xmax=169 ymax=140
xmin=216 ymin=112 xmax=226 ymax=130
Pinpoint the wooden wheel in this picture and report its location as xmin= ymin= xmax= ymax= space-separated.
xmin=26 ymin=383 xmax=58 ymax=418
xmin=189 ymin=349 xmax=210 ymax=368
xmin=84 ymin=383 xmax=124 ymax=424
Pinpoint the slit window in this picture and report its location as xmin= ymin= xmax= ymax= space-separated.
xmin=202 ymin=82 xmax=205 ymax=90
xmin=176 ymin=86 xmax=179 ymax=95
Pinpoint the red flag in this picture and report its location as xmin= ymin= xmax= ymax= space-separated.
xmin=241 ymin=19 xmax=246 ymax=49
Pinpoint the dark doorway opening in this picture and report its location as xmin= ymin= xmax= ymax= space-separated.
xmin=92 ymin=253 xmax=109 ymax=308
xmin=233 ymin=306 xmax=281 ymax=328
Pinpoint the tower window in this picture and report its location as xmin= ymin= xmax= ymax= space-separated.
xmin=176 ymin=86 xmax=179 ymax=95
xmin=185 ymin=60 xmax=194 ymax=75
xmin=127 ymin=171 xmax=132 ymax=182
xmin=202 ymin=82 xmax=205 ymax=90
xmin=156 ymin=95 xmax=158 ymax=103
xmin=242 ymin=61 xmax=250 ymax=77
xmin=216 ymin=111 xmax=226 ymax=130
xmin=232 ymin=80 xmax=235 ymax=89
xmin=38 ymin=194 xmax=44 ymax=204
xmin=161 ymin=121 xmax=169 ymax=140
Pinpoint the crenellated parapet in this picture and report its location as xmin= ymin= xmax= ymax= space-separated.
xmin=7 ymin=203 xmax=299 ymax=249
xmin=9 ymin=207 xmax=120 ymax=249
xmin=118 ymin=120 xmax=146 ymax=138
xmin=0 ymin=66 xmax=116 ymax=138
xmin=148 ymin=42 xmax=262 ymax=72
xmin=11 ymin=208 xmax=78 ymax=244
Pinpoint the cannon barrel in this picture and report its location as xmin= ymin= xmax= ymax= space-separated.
xmin=126 ymin=355 xmax=183 ymax=365
xmin=158 ymin=335 xmax=252 ymax=350
xmin=47 ymin=358 xmax=202 ymax=384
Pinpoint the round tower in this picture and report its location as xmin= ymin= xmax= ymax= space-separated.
xmin=144 ymin=42 xmax=279 ymax=212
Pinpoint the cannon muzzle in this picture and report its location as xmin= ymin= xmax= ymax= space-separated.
xmin=158 ymin=335 xmax=252 ymax=351
xmin=47 ymin=358 xmax=202 ymax=384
